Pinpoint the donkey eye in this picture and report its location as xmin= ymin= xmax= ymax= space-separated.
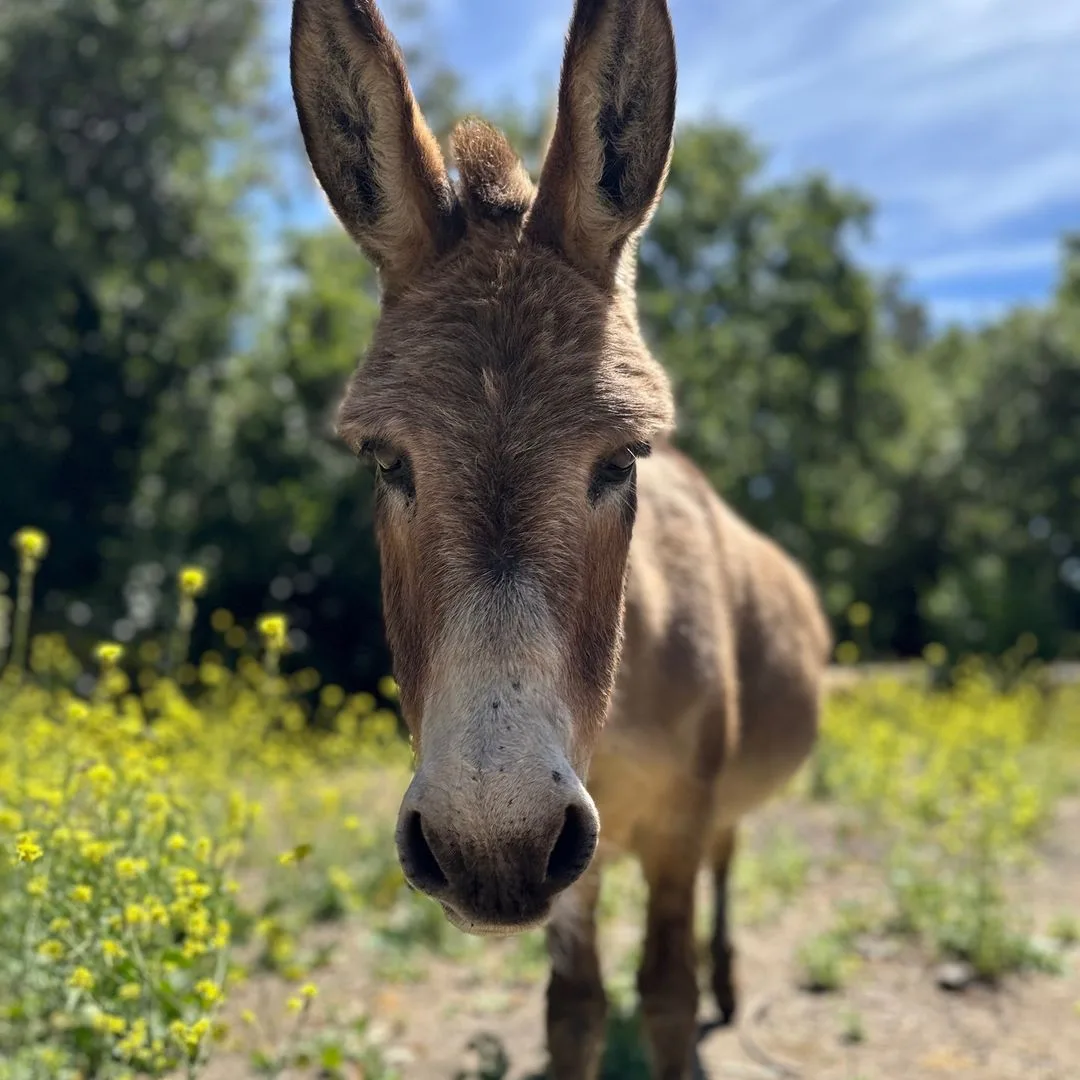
xmin=606 ymin=447 xmax=637 ymax=473
xmin=374 ymin=451 xmax=403 ymax=474
xmin=359 ymin=439 xmax=401 ymax=471
xmin=595 ymin=445 xmax=644 ymax=486
xmin=360 ymin=440 xmax=412 ymax=495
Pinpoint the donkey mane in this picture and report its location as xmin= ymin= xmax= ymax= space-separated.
xmin=450 ymin=119 xmax=536 ymax=224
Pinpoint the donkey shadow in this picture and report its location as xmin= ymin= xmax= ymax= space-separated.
xmin=460 ymin=1010 xmax=724 ymax=1080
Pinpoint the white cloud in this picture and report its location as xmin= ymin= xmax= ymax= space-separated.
xmin=925 ymin=295 xmax=1018 ymax=328
xmin=904 ymin=241 xmax=1058 ymax=284
xmin=676 ymin=0 xmax=1080 ymax=247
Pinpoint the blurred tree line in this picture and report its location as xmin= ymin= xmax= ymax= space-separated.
xmin=2 ymin=0 xmax=1077 ymax=691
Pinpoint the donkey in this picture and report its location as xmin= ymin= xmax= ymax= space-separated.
xmin=290 ymin=0 xmax=832 ymax=1076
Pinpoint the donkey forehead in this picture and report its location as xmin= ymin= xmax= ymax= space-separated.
xmin=337 ymin=245 xmax=673 ymax=453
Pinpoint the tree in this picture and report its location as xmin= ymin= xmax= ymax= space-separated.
xmin=637 ymin=124 xmax=904 ymax=630
xmin=0 ymin=0 xmax=263 ymax=639
xmin=131 ymin=228 xmax=391 ymax=688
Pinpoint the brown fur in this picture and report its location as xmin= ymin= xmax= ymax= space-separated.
xmin=289 ymin=1 xmax=832 ymax=1076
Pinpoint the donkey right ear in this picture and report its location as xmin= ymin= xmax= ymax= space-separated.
xmin=290 ymin=0 xmax=463 ymax=299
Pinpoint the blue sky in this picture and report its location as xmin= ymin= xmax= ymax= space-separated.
xmin=262 ymin=0 xmax=1080 ymax=327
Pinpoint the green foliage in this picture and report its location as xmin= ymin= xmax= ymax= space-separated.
xmin=132 ymin=227 xmax=390 ymax=690
xmin=0 ymin=0 xmax=1077 ymax=694
xmin=817 ymin=668 xmax=1077 ymax=979
xmin=0 ymin=0 xmax=262 ymax=627
xmin=797 ymin=930 xmax=857 ymax=993
xmin=638 ymin=122 xmax=1080 ymax=662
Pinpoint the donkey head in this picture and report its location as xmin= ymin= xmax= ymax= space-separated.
xmin=291 ymin=0 xmax=677 ymax=933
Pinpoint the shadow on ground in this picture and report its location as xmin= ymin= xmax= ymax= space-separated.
xmin=457 ymin=1008 xmax=728 ymax=1080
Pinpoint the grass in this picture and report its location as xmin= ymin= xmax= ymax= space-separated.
xmin=797 ymin=931 xmax=858 ymax=993
xmin=1 ymin=529 xmax=1079 ymax=1077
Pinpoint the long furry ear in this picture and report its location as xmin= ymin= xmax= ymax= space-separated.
xmin=290 ymin=0 xmax=464 ymax=299
xmin=526 ymin=0 xmax=677 ymax=288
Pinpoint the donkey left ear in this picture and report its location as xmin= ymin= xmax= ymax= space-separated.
xmin=526 ymin=0 xmax=677 ymax=288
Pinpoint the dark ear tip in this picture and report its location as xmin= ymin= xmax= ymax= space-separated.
xmin=290 ymin=0 xmax=390 ymax=46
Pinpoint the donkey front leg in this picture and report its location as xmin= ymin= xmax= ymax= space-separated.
xmin=638 ymin=847 xmax=701 ymax=1080
xmin=546 ymin=865 xmax=607 ymax=1080
xmin=710 ymin=825 xmax=738 ymax=1026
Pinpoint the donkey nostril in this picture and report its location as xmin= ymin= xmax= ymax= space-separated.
xmin=401 ymin=811 xmax=449 ymax=893
xmin=545 ymin=803 xmax=597 ymax=891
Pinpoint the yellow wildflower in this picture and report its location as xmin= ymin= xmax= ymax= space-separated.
xmin=119 ymin=983 xmax=142 ymax=1001
xmin=124 ymin=903 xmax=148 ymax=928
xmin=101 ymin=939 xmax=126 ymax=962
xmin=37 ymin=939 xmax=65 ymax=960
xmin=70 ymin=884 xmax=93 ymax=904
xmin=12 ymin=526 xmax=49 ymax=567
xmin=91 ymin=1012 xmax=126 ymax=1035
xmin=147 ymin=898 xmax=170 ymax=926
xmin=256 ymin=613 xmax=288 ymax=650
xmin=178 ymin=566 xmax=208 ymax=597
xmin=211 ymin=919 xmax=231 ymax=949
xmin=87 ymin=763 xmax=117 ymax=798
xmin=116 ymin=856 xmax=148 ymax=881
xmin=278 ymin=842 xmax=312 ymax=866
xmin=27 ymin=874 xmax=48 ymax=897
xmin=80 ymin=839 xmax=113 ymax=863
xmin=68 ymin=967 xmax=95 ymax=991
xmin=15 ymin=833 xmax=43 ymax=863
xmin=186 ymin=907 xmax=211 ymax=939
xmin=194 ymin=978 xmax=221 ymax=1006
xmin=118 ymin=1018 xmax=148 ymax=1056
xmin=170 ymin=1017 xmax=210 ymax=1051
xmin=94 ymin=641 xmax=125 ymax=666
xmin=182 ymin=939 xmax=208 ymax=960
xmin=48 ymin=917 xmax=71 ymax=933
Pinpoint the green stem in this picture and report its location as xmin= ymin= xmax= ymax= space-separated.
xmin=9 ymin=560 xmax=37 ymax=672
xmin=170 ymin=597 xmax=196 ymax=674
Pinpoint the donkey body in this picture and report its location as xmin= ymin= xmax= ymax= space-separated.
xmin=290 ymin=1 xmax=831 ymax=1076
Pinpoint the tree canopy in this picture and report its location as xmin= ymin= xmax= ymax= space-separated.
xmin=2 ymin=0 xmax=1077 ymax=687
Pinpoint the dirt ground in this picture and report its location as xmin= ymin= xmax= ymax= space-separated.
xmin=205 ymin=789 xmax=1080 ymax=1080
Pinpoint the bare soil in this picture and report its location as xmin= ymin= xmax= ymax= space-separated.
xmin=204 ymin=790 xmax=1080 ymax=1080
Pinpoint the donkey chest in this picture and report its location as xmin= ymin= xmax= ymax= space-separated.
xmin=585 ymin=708 xmax=716 ymax=858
